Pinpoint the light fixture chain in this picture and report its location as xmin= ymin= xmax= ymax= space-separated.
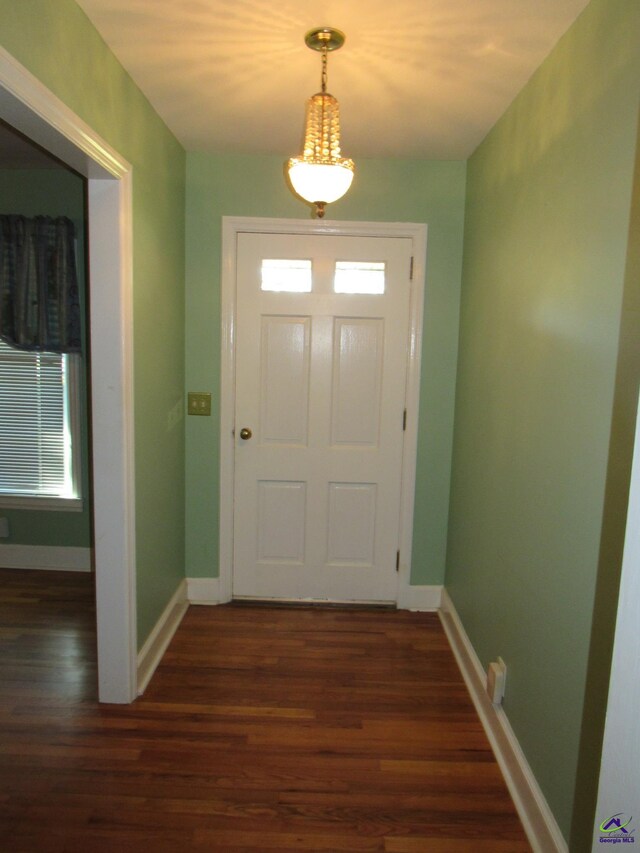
xmin=321 ymin=47 xmax=328 ymax=94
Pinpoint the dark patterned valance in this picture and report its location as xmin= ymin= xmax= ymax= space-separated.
xmin=0 ymin=215 xmax=81 ymax=353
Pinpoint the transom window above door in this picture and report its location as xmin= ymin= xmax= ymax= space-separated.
xmin=260 ymin=259 xmax=312 ymax=292
xmin=260 ymin=258 xmax=386 ymax=295
xmin=334 ymin=261 xmax=386 ymax=294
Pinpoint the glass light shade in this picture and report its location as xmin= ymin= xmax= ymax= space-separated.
xmin=287 ymin=159 xmax=354 ymax=204
xmin=287 ymin=91 xmax=354 ymax=213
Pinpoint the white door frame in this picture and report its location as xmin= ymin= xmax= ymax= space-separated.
xmin=0 ymin=48 xmax=137 ymax=703
xmin=220 ymin=216 xmax=427 ymax=605
xmin=592 ymin=390 xmax=640 ymax=849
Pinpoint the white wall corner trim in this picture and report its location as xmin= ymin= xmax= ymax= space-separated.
xmin=439 ymin=589 xmax=567 ymax=853
xmin=397 ymin=583 xmax=442 ymax=611
xmin=187 ymin=577 xmax=223 ymax=605
xmin=137 ymin=579 xmax=188 ymax=696
xmin=0 ymin=544 xmax=92 ymax=572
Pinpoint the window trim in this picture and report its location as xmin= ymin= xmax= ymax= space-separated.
xmin=0 ymin=495 xmax=83 ymax=511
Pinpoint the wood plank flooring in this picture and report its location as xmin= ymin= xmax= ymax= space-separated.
xmin=0 ymin=569 xmax=531 ymax=851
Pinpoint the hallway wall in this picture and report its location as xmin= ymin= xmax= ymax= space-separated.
xmin=445 ymin=0 xmax=640 ymax=844
xmin=184 ymin=154 xmax=466 ymax=588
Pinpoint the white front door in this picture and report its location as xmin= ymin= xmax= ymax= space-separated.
xmin=232 ymin=231 xmax=413 ymax=603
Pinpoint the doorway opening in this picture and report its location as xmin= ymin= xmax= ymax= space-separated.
xmin=0 ymin=47 xmax=136 ymax=703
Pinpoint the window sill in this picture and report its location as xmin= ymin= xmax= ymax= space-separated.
xmin=0 ymin=496 xmax=84 ymax=512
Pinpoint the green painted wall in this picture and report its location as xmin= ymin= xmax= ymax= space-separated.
xmin=0 ymin=0 xmax=187 ymax=646
xmin=445 ymin=0 xmax=640 ymax=844
xmin=0 ymin=167 xmax=91 ymax=548
xmin=185 ymin=154 xmax=466 ymax=585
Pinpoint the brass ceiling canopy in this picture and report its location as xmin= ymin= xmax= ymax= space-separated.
xmin=304 ymin=27 xmax=346 ymax=52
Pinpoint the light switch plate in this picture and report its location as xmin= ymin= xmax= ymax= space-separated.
xmin=187 ymin=392 xmax=211 ymax=416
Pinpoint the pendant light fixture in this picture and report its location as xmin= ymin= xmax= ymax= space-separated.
xmin=287 ymin=27 xmax=355 ymax=218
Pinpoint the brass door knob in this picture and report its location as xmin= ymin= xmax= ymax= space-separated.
xmin=239 ymin=427 xmax=252 ymax=440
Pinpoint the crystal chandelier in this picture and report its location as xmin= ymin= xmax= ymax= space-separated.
xmin=287 ymin=28 xmax=355 ymax=218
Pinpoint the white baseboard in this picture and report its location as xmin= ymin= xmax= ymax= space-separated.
xmin=0 ymin=544 xmax=92 ymax=572
xmin=439 ymin=589 xmax=567 ymax=853
xmin=187 ymin=576 xmax=225 ymax=604
xmin=187 ymin=579 xmax=442 ymax=610
xmin=397 ymin=583 xmax=442 ymax=611
xmin=137 ymin=579 xmax=188 ymax=696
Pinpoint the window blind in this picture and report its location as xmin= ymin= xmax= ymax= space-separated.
xmin=0 ymin=338 xmax=75 ymax=498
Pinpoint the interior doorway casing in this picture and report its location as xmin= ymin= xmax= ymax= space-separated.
xmin=220 ymin=217 xmax=427 ymax=605
xmin=0 ymin=48 xmax=137 ymax=703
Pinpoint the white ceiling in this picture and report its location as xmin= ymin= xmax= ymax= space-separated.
xmin=75 ymin=0 xmax=589 ymax=160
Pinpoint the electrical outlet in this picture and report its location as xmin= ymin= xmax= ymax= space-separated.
xmin=487 ymin=657 xmax=507 ymax=704
xmin=187 ymin=392 xmax=211 ymax=416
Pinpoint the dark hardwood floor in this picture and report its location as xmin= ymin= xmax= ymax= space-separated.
xmin=0 ymin=568 xmax=531 ymax=851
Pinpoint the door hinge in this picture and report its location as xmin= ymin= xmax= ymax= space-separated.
xmin=402 ymin=408 xmax=407 ymax=431
xmin=409 ymin=256 xmax=414 ymax=281
xmin=396 ymin=550 xmax=400 ymax=572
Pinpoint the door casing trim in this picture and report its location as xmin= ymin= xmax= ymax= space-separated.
xmin=220 ymin=216 xmax=427 ymax=604
xmin=0 ymin=47 xmax=137 ymax=702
